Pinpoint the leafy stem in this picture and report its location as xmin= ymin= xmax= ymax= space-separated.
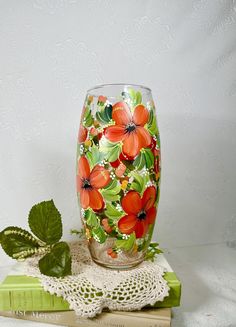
xmin=0 ymin=200 xmax=72 ymax=278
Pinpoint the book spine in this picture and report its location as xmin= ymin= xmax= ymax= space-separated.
xmin=0 ymin=310 xmax=171 ymax=327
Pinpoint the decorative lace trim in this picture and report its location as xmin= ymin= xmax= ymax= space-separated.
xmin=24 ymin=241 xmax=169 ymax=318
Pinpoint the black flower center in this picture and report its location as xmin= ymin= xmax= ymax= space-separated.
xmin=82 ymin=179 xmax=92 ymax=189
xmin=137 ymin=210 xmax=146 ymax=220
xmin=125 ymin=122 xmax=136 ymax=133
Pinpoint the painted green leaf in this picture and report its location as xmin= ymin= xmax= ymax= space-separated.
xmin=105 ymin=203 xmax=124 ymax=221
xmin=124 ymin=88 xmax=142 ymax=106
xmin=101 ymin=179 xmax=121 ymax=202
xmin=101 ymin=192 xmax=120 ymax=202
xmin=84 ymin=209 xmax=99 ymax=228
xmin=100 ymin=140 xmax=122 ymax=162
xmin=133 ymin=152 xmax=145 ymax=170
xmin=147 ymin=109 xmax=158 ymax=135
xmin=28 ymin=200 xmax=62 ymax=245
xmin=130 ymin=172 xmax=149 ymax=195
xmin=95 ymin=104 xmax=112 ymax=124
xmin=115 ymin=232 xmax=136 ymax=251
xmin=91 ymin=226 xmax=107 ymax=244
xmin=83 ymin=107 xmax=94 ymax=127
xmin=128 ymin=88 xmax=136 ymax=102
xmin=138 ymin=223 xmax=155 ymax=251
xmin=86 ymin=145 xmax=104 ymax=169
xmin=39 ymin=242 xmax=71 ymax=277
xmin=143 ymin=148 xmax=154 ymax=168
xmin=0 ymin=226 xmax=40 ymax=259
xmin=135 ymin=91 xmax=142 ymax=105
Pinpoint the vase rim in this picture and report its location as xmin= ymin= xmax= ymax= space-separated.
xmin=87 ymin=83 xmax=152 ymax=96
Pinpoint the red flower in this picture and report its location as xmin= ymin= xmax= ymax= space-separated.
xmin=98 ymin=95 xmax=107 ymax=104
xmin=78 ymin=125 xmax=87 ymax=143
xmin=77 ymin=156 xmax=110 ymax=210
xmin=105 ymin=102 xmax=151 ymax=158
xmin=118 ymin=186 xmax=157 ymax=238
xmin=115 ymin=162 xmax=126 ymax=178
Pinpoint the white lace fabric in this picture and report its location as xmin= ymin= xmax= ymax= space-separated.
xmin=24 ymin=241 xmax=169 ymax=318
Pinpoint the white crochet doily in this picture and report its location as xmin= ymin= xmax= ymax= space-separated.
xmin=24 ymin=241 xmax=169 ymax=318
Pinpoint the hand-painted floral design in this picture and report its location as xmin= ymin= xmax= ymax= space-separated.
xmin=77 ymin=87 xmax=161 ymax=263
xmin=118 ymin=186 xmax=157 ymax=238
xmin=76 ymin=156 xmax=110 ymax=210
xmin=78 ymin=125 xmax=88 ymax=143
xmin=105 ymin=102 xmax=151 ymax=158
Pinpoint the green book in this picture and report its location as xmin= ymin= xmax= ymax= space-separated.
xmin=0 ymin=254 xmax=181 ymax=311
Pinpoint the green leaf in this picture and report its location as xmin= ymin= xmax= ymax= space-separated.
xmin=101 ymin=179 xmax=121 ymax=202
xmin=135 ymin=91 xmax=142 ymax=105
xmin=95 ymin=105 xmax=112 ymax=124
xmin=115 ymin=232 xmax=136 ymax=251
xmin=105 ymin=203 xmax=124 ymax=221
xmin=100 ymin=140 xmax=122 ymax=162
xmin=91 ymin=226 xmax=107 ymax=244
xmin=0 ymin=226 xmax=40 ymax=259
xmin=28 ymin=200 xmax=62 ymax=245
xmin=130 ymin=172 xmax=149 ymax=195
xmin=39 ymin=242 xmax=71 ymax=277
xmin=145 ymin=242 xmax=163 ymax=262
xmin=123 ymin=88 xmax=143 ymax=107
xmin=84 ymin=209 xmax=99 ymax=227
xmin=143 ymin=148 xmax=154 ymax=168
xmin=147 ymin=109 xmax=158 ymax=136
xmin=83 ymin=107 xmax=94 ymax=127
xmin=133 ymin=152 xmax=145 ymax=170
xmin=86 ymin=145 xmax=104 ymax=169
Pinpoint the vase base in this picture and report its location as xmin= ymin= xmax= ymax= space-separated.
xmin=91 ymin=257 xmax=143 ymax=270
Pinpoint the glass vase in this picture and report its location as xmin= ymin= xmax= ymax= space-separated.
xmin=76 ymin=84 xmax=161 ymax=269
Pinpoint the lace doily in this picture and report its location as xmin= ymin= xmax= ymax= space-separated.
xmin=24 ymin=241 xmax=169 ymax=318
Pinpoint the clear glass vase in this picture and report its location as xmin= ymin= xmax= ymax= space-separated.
xmin=76 ymin=84 xmax=161 ymax=269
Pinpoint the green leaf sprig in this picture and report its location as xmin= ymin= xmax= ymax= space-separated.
xmin=145 ymin=242 xmax=163 ymax=262
xmin=0 ymin=200 xmax=71 ymax=278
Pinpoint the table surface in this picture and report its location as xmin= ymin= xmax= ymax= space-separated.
xmin=0 ymin=242 xmax=235 ymax=327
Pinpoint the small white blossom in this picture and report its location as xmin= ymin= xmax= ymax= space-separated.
xmin=116 ymin=204 xmax=123 ymax=212
xmin=81 ymin=208 xmax=85 ymax=217
xmin=146 ymin=181 xmax=153 ymax=187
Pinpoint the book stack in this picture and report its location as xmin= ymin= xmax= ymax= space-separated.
xmin=0 ymin=254 xmax=181 ymax=327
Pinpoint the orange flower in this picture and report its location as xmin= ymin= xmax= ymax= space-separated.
xmin=105 ymin=102 xmax=151 ymax=158
xmin=101 ymin=218 xmax=113 ymax=233
xmin=77 ymin=156 xmax=110 ymax=210
xmin=107 ymin=248 xmax=118 ymax=258
xmin=118 ymin=186 xmax=157 ymax=238
xmin=98 ymin=95 xmax=107 ymax=104
xmin=78 ymin=125 xmax=87 ymax=143
xmin=115 ymin=162 xmax=126 ymax=178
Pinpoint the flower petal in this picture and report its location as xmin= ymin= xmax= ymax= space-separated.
xmin=133 ymin=105 xmax=149 ymax=126
xmin=80 ymin=189 xmax=90 ymax=209
xmin=136 ymin=126 xmax=152 ymax=149
xmin=142 ymin=186 xmax=157 ymax=211
xmin=78 ymin=125 xmax=87 ymax=143
xmin=118 ymin=214 xmax=137 ymax=234
xmin=115 ymin=162 xmax=126 ymax=178
xmin=78 ymin=156 xmax=90 ymax=179
xmin=121 ymin=191 xmax=142 ymax=214
xmin=134 ymin=220 xmax=147 ymax=238
xmin=89 ymin=189 xmax=104 ymax=210
xmin=76 ymin=175 xmax=82 ymax=192
xmin=122 ymin=132 xmax=140 ymax=158
xmin=90 ymin=165 xmax=111 ymax=189
xmin=105 ymin=125 xmax=126 ymax=142
xmin=112 ymin=102 xmax=131 ymax=125
xmin=146 ymin=207 xmax=157 ymax=224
